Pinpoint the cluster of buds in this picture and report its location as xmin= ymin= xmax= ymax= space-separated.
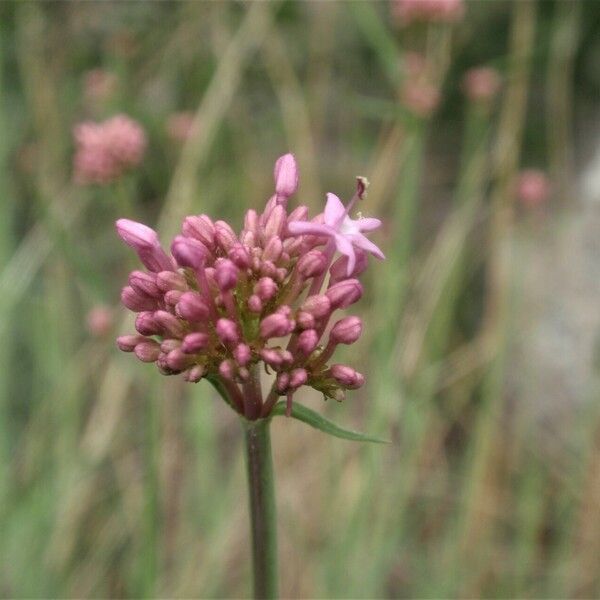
xmin=391 ymin=0 xmax=465 ymax=26
xmin=116 ymin=154 xmax=384 ymax=419
xmin=73 ymin=114 xmax=147 ymax=185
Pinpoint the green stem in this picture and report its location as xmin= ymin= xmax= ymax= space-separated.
xmin=243 ymin=418 xmax=279 ymax=599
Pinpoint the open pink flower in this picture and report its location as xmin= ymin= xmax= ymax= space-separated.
xmin=287 ymin=193 xmax=384 ymax=275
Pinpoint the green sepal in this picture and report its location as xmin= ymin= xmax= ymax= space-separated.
xmin=271 ymin=401 xmax=389 ymax=444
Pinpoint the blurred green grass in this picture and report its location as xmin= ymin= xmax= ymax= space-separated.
xmin=1 ymin=1 xmax=600 ymax=598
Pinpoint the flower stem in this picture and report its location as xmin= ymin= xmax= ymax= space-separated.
xmin=243 ymin=418 xmax=279 ymax=599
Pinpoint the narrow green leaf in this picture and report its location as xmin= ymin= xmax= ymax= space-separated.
xmin=271 ymin=401 xmax=389 ymax=444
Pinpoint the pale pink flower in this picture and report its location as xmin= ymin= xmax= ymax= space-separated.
xmin=462 ymin=67 xmax=502 ymax=103
xmin=517 ymin=170 xmax=551 ymax=208
xmin=73 ymin=114 xmax=146 ymax=185
xmin=392 ymin=0 xmax=465 ymax=25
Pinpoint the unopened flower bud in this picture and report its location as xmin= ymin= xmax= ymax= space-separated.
xmin=171 ymin=235 xmax=207 ymax=270
xmin=176 ymin=292 xmax=209 ymax=321
xmin=289 ymin=368 xmax=307 ymax=390
xmin=260 ymin=348 xmax=284 ymax=368
xmin=274 ymin=153 xmax=298 ymax=200
xmin=164 ymin=289 xmax=184 ymax=306
xmin=215 ymin=259 xmax=238 ymax=291
xmin=297 ymin=329 xmax=319 ymax=355
xmin=263 ymin=236 xmax=283 ymax=263
xmin=185 ymin=364 xmax=206 ymax=382
xmin=182 ymin=332 xmax=210 ymax=354
xmin=233 ymin=343 xmax=252 ymax=367
xmin=330 ymin=364 xmax=365 ymax=389
xmin=166 ymin=348 xmax=192 ymax=371
xmin=154 ymin=310 xmax=185 ymax=337
xmin=244 ymin=209 xmax=260 ymax=235
xmin=134 ymin=340 xmax=160 ymax=362
xmin=297 ymin=250 xmax=328 ymax=278
xmin=160 ymin=339 xmax=181 ymax=353
xmin=117 ymin=334 xmax=146 ymax=352
xmin=254 ymin=277 xmax=278 ymax=302
xmin=276 ymin=372 xmax=290 ymax=393
xmin=326 ymin=279 xmax=363 ymax=309
xmin=287 ymin=205 xmax=308 ymax=224
xmin=330 ymin=316 xmax=363 ymax=345
xmin=116 ymin=219 xmax=174 ymax=272
xmin=247 ymin=294 xmax=263 ymax=313
xmin=229 ymin=243 xmax=251 ymax=269
xmin=182 ymin=214 xmax=215 ymax=249
xmin=156 ymin=270 xmax=187 ymax=292
xmin=121 ymin=286 xmax=157 ymax=312
xmin=260 ymin=313 xmax=293 ymax=339
xmin=219 ymin=359 xmax=236 ymax=380
xmin=329 ymin=251 xmax=368 ymax=283
xmin=301 ymin=294 xmax=331 ymax=318
xmin=264 ymin=205 xmax=286 ymax=238
xmin=260 ymin=261 xmax=278 ymax=279
xmin=214 ymin=221 xmax=238 ymax=252
xmin=129 ymin=270 xmax=161 ymax=298
xmin=216 ymin=318 xmax=240 ymax=346
xmin=135 ymin=311 xmax=160 ymax=336
xmin=296 ymin=311 xmax=315 ymax=330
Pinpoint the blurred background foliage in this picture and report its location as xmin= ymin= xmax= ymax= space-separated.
xmin=1 ymin=1 xmax=600 ymax=598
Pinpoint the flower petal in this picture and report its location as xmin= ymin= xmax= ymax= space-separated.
xmin=334 ymin=234 xmax=356 ymax=275
xmin=356 ymin=217 xmax=382 ymax=232
xmin=287 ymin=221 xmax=333 ymax=238
xmin=348 ymin=233 xmax=385 ymax=260
xmin=324 ymin=193 xmax=346 ymax=227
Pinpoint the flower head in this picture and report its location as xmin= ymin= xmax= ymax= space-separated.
xmin=517 ymin=169 xmax=551 ymax=208
xmin=392 ymin=0 xmax=465 ymax=26
xmin=115 ymin=154 xmax=384 ymax=419
xmin=462 ymin=67 xmax=502 ymax=104
xmin=73 ymin=114 xmax=146 ymax=185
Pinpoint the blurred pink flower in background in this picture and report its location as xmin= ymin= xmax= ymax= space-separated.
xmin=73 ymin=114 xmax=147 ymax=185
xmin=83 ymin=68 xmax=118 ymax=106
xmin=517 ymin=169 xmax=551 ymax=208
xmin=400 ymin=52 xmax=440 ymax=118
xmin=166 ymin=111 xmax=197 ymax=143
xmin=86 ymin=305 xmax=113 ymax=337
xmin=462 ymin=67 xmax=502 ymax=103
xmin=392 ymin=0 xmax=465 ymax=25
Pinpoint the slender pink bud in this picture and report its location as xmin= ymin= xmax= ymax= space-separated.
xmin=214 ymin=221 xmax=238 ymax=252
xmin=154 ymin=310 xmax=185 ymax=337
xmin=216 ymin=318 xmax=240 ymax=346
xmin=182 ymin=214 xmax=215 ymax=249
xmin=287 ymin=205 xmax=308 ymax=224
xmin=215 ymin=259 xmax=238 ymax=291
xmin=276 ymin=372 xmax=290 ymax=393
xmin=330 ymin=316 xmax=363 ymax=345
xmin=264 ymin=205 xmax=286 ymax=238
xmin=274 ymin=153 xmax=298 ymax=201
xmin=160 ymin=339 xmax=181 ymax=353
xmin=121 ymin=286 xmax=157 ymax=312
xmin=233 ymin=343 xmax=252 ymax=367
xmin=166 ymin=348 xmax=192 ymax=371
xmin=244 ymin=209 xmax=260 ymax=235
xmin=171 ymin=235 xmax=207 ymax=270
xmin=117 ymin=334 xmax=146 ymax=352
xmin=219 ymin=359 xmax=236 ymax=380
xmin=296 ymin=311 xmax=315 ymax=330
xmin=254 ymin=277 xmax=278 ymax=302
xmin=134 ymin=340 xmax=160 ymax=362
xmin=260 ymin=261 xmax=278 ymax=279
xmin=156 ymin=270 xmax=187 ymax=292
xmin=116 ymin=219 xmax=173 ymax=272
xmin=289 ymin=368 xmax=307 ymax=389
xmin=326 ymin=279 xmax=363 ymax=309
xmin=276 ymin=305 xmax=292 ymax=318
xmin=329 ymin=250 xmax=368 ymax=283
xmin=135 ymin=311 xmax=160 ymax=336
xmin=297 ymin=329 xmax=319 ymax=356
xmin=229 ymin=243 xmax=251 ymax=269
xmin=297 ymin=250 xmax=328 ymax=278
xmin=176 ymin=292 xmax=209 ymax=321
xmin=182 ymin=332 xmax=210 ymax=354
xmin=129 ymin=270 xmax=161 ymax=298
xmin=248 ymin=294 xmax=263 ymax=313
xmin=185 ymin=364 xmax=206 ymax=382
xmin=263 ymin=236 xmax=283 ymax=263
xmin=260 ymin=313 xmax=293 ymax=339
xmin=164 ymin=289 xmax=184 ymax=306
xmin=260 ymin=348 xmax=284 ymax=368
xmin=301 ymin=294 xmax=331 ymax=318
xmin=330 ymin=364 xmax=365 ymax=389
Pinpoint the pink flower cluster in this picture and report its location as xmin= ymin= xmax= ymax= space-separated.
xmin=392 ymin=0 xmax=464 ymax=26
xmin=115 ymin=154 xmax=384 ymax=419
xmin=462 ymin=67 xmax=502 ymax=104
xmin=517 ymin=169 xmax=551 ymax=208
xmin=73 ymin=114 xmax=147 ymax=185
